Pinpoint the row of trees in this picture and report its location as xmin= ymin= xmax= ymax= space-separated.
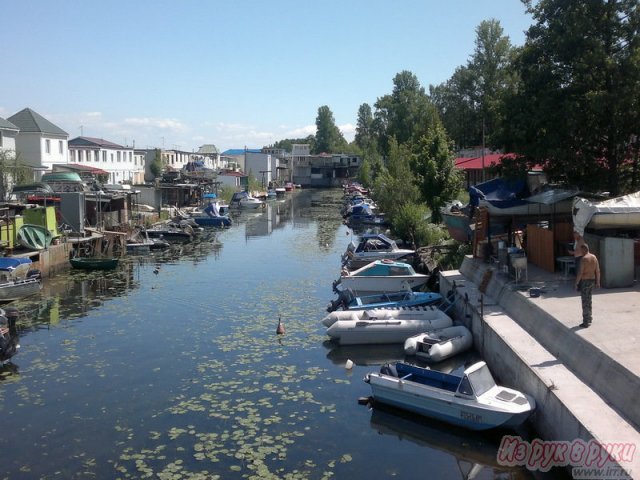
xmin=274 ymin=0 xmax=640 ymax=245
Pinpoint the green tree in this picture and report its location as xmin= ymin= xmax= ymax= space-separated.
xmin=269 ymin=135 xmax=316 ymax=153
xmin=355 ymin=103 xmax=375 ymax=152
xmin=431 ymin=19 xmax=517 ymax=151
xmin=313 ymin=105 xmax=347 ymax=154
xmin=503 ymin=0 xmax=640 ymax=195
xmin=411 ymin=122 xmax=463 ymax=223
xmin=149 ymin=149 xmax=164 ymax=178
xmin=372 ymin=139 xmax=421 ymax=219
xmin=373 ymin=71 xmax=440 ymax=157
xmin=0 ymin=150 xmax=32 ymax=201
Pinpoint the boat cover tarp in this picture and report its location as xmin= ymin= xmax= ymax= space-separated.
xmin=572 ymin=191 xmax=640 ymax=235
xmin=469 ymin=178 xmax=579 ymax=210
xmin=469 ymin=178 xmax=527 ymax=209
xmin=0 ymin=257 xmax=33 ymax=272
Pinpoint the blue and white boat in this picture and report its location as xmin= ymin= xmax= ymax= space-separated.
xmin=327 ymin=289 xmax=442 ymax=313
xmin=333 ymin=259 xmax=428 ymax=295
xmin=0 ymin=258 xmax=42 ymax=302
xmin=190 ymin=202 xmax=232 ymax=227
xmin=365 ymin=361 xmax=536 ymax=431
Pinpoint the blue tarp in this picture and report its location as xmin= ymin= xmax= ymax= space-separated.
xmin=469 ymin=178 xmax=528 ymax=209
xmin=0 ymin=257 xmax=33 ymax=272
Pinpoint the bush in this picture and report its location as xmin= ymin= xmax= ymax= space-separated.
xmin=391 ymin=202 xmax=448 ymax=248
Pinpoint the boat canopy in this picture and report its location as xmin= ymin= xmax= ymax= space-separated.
xmin=0 ymin=257 xmax=33 ymax=272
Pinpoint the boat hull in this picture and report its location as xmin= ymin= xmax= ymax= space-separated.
xmin=326 ymin=317 xmax=453 ymax=345
xmin=367 ymin=373 xmax=532 ymax=430
xmin=322 ymin=306 xmax=451 ymax=328
xmin=70 ymin=258 xmax=119 ymax=270
xmin=338 ymin=275 xmax=428 ymax=294
xmin=193 ymin=216 xmax=232 ymax=227
xmin=0 ymin=278 xmax=42 ymax=302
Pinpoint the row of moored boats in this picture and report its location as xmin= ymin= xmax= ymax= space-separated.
xmin=322 ymin=183 xmax=536 ymax=431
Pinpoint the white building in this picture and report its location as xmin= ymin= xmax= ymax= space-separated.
xmin=68 ymin=136 xmax=144 ymax=185
xmin=0 ymin=117 xmax=19 ymax=154
xmin=8 ymin=108 xmax=69 ymax=172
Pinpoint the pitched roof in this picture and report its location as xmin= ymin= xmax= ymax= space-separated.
xmin=222 ymin=148 xmax=261 ymax=156
xmin=455 ymin=153 xmax=512 ymax=170
xmin=198 ymin=144 xmax=219 ymax=154
xmin=7 ymin=108 xmax=68 ymax=136
xmin=0 ymin=117 xmax=19 ymax=131
xmin=69 ymin=136 xmax=124 ymax=149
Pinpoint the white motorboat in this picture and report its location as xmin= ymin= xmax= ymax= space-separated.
xmin=239 ymin=195 xmax=264 ymax=209
xmin=326 ymin=316 xmax=453 ymax=345
xmin=404 ymin=325 xmax=473 ymax=363
xmin=333 ymin=259 xmax=428 ymax=295
xmin=572 ymin=192 xmax=640 ymax=233
xmin=322 ymin=305 xmax=451 ymax=328
xmin=342 ymin=233 xmax=415 ymax=269
xmin=365 ymin=361 xmax=536 ymax=431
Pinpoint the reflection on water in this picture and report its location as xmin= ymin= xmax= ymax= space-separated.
xmin=0 ymin=189 xmax=544 ymax=479
xmin=369 ymin=404 xmax=526 ymax=480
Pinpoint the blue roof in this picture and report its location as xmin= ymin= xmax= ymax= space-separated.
xmin=222 ymin=149 xmax=261 ymax=156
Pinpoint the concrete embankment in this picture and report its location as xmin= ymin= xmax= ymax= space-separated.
xmin=440 ymin=255 xmax=640 ymax=478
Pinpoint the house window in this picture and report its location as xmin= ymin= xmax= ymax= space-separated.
xmin=69 ymin=150 xmax=75 ymax=161
xmin=117 ymin=151 xmax=121 ymax=162
xmin=111 ymin=153 xmax=114 ymax=162
xmin=93 ymin=151 xmax=98 ymax=162
xmin=102 ymin=151 xmax=107 ymax=162
xmin=45 ymin=139 xmax=51 ymax=154
xmin=59 ymin=140 xmax=63 ymax=154
xmin=129 ymin=152 xmax=132 ymax=162
xmin=79 ymin=150 xmax=84 ymax=162
xmin=0 ymin=131 xmax=3 ymax=147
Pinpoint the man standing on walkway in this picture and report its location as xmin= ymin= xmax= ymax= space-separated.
xmin=574 ymin=244 xmax=600 ymax=328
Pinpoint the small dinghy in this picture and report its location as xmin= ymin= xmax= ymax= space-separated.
xmin=365 ymin=361 xmax=536 ymax=431
xmin=17 ymin=224 xmax=54 ymax=250
xmin=326 ymin=316 xmax=453 ymax=346
xmin=404 ymin=325 xmax=473 ymax=363
xmin=322 ymin=306 xmax=450 ymax=328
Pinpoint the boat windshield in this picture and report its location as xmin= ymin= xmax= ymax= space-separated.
xmin=467 ymin=365 xmax=497 ymax=397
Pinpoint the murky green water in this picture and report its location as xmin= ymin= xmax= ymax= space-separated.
xmin=0 ymin=189 xmax=541 ymax=479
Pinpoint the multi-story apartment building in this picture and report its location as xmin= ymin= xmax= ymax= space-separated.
xmin=68 ymin=136 xmax=145 ymax=185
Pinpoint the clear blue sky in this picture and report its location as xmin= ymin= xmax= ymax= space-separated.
xmin=1 ymin=0 xmax=532 ymax=152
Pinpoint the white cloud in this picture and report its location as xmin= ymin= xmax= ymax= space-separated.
xmin=123 ymin=117 xmax=187 ymax=131
xmin=339 ymin=123 xmax=355 ymax=142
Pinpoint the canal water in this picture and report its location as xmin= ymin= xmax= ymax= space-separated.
xmin=1 ymin=189 xmax=543 ymax=479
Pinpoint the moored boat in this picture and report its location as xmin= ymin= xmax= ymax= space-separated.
xmin=0 ymin=258 xmax=42 ymax=302
xmin=327 ymin=289 xmax=442 ymax=313
xmin=322 ymin=305 xmax=451 ymax=328
xmin=333 ymin=259 xmax=428 ymax=295
xmin=364 ymin=361 xmax=536 ymax=430
xmin=342 ymin=233 xmax=415 ymax=269
xmin=404 ymin=325 xmax=473 ymax=363
xmin=326 ymin=316 xmax=453 ymax=345
xmin=70 ymin=257 xmax=119 ymax=271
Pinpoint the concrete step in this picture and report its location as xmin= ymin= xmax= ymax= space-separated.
xmin=440 ymin=265 xmax=640 ymax=478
